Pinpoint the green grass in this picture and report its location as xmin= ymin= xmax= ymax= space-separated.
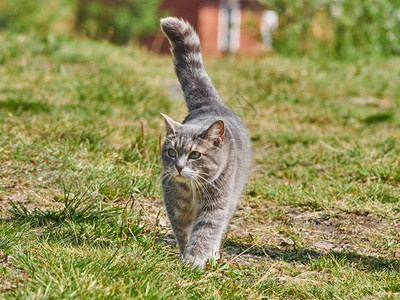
xmin=0 ymin=31 xmax=399 ymax=299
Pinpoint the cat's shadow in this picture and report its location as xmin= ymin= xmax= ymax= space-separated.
xmin=221 ymin=239 xmax=399 ymax=272
xmin=158 ymin=234 xmax=399 ymax=272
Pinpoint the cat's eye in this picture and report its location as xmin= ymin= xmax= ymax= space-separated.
xmin=167 ymin=148 xmax=177 ymax=158
xmin=189 ymin=151 xmax=201 ymax=159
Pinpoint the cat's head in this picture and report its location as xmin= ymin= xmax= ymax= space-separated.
xmin=161 ymin=113 xmax=225 ymax=184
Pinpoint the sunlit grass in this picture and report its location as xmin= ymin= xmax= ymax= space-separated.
xmin=0 ymin=31 xmax=399 ymax=298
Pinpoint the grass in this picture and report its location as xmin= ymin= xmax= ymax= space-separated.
xmin=0 ymin=30 xmax=399 ymax=299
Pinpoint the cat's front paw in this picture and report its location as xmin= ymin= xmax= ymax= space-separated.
xmin=184 ymin=253 xmax=207 ymax=268
xmin=184 ymin=249 xmax=220 ymax=268
xmin=211 ymin=248 xmax=220 ymax=261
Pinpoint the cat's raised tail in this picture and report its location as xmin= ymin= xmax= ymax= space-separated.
xmin=160 ymin=17 xmax=224 ymax=112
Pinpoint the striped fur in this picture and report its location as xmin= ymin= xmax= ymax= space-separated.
xmin=160 ymin=17 xmax=223 ymax=111
xmin=160 ymin=17 xmax=251 ymax=267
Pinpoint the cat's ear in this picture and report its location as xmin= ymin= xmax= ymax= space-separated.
xmin=161 ymin=113 xmax=181 ymax=136
xmin=203 ymin=120 xmax=224 ymax=147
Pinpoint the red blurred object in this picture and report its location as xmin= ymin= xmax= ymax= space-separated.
xmin=146 ymin=0 xmax=268 ymax=56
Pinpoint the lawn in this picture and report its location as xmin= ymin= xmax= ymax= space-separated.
xmin=0 ymin=31 xmax=399 ymax=299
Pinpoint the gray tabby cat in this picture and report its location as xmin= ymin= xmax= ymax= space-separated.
xmin=160 ymin=17 xmax=251 ymax=267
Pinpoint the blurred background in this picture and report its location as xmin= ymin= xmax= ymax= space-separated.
xmin=1 ymin=0 xmax=400 ymax=59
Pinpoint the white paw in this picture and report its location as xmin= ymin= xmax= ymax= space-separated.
xmin=211 ymin=248 xmax=220 ymax=261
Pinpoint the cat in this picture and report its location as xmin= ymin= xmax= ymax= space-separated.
xmin=160 ymin=17 xmax=251 ymax=267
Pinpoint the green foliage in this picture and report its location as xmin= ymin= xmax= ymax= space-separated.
xmin=76 ymin=0 xmax=161 ymax=44
xmin=0 ymin=0 xmax=161 ymax=44
xmin=261 ymin=0 xmax=400 ymax=58
xmin=0 ymin=0 xmax=76 ymax=35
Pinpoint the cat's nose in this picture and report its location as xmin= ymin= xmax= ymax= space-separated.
xmin=176 ymin=166 xmax=183 ymax=173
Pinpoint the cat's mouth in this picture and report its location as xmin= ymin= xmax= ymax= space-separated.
xmin=173 ymin=173 xmax=189 ymax=182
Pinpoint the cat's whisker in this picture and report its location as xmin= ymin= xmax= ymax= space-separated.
xmin=162 ymin=173 xmax=173 ymax=185
xmin=196 ymin=173 xmax=219 ymax=189
xmin=200 ymin=174 xmax=225 ymax=189
xmin=161 ymin=172 xmax=170 ymax=181
xmin=192 ymin=176 xmax=213 ymax=204
xmin=161 ymin=173 xmax=175 ymax=191
xmin=189 ymin=172 xmax=217 ymax=204
xmin=198 ymin=171 xmax=224 ymax=182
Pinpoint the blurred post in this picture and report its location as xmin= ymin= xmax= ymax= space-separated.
xmin=260 ymin=10 xmax=278 ymax=50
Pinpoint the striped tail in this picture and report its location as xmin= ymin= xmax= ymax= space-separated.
xmin=160 ymin=17 xmax=223 ymax=112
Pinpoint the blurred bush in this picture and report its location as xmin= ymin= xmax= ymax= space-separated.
xmin=0 ymin=0 xmax=76 ymax=35
xmin=1 ymin=0 xmax=399 ymax=58
xmin=261 ymin=0 xmax=400 ymax=59
xmin=76 ymin=0 xmax=160 ymax=44
xmin=0 ymin=0 xmax=160 ymax=44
